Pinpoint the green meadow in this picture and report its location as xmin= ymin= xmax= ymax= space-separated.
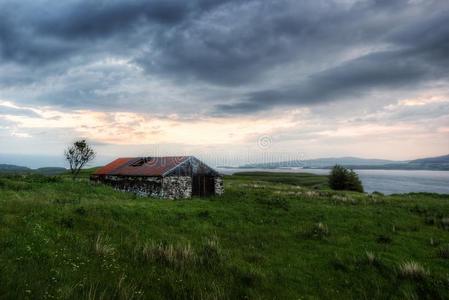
xmin=0 ymin=172 xmax=449 ymax=299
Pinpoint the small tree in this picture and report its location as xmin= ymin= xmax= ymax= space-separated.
xmin=346 ymin=169 xmax=364 ymax=193
xmin=329 ymin=165 xmax=364 ymax=193
xmin=328 ymin=165 xmax=348 ymax=190
xmin=64 ymin=139 xmax=95 ymax=179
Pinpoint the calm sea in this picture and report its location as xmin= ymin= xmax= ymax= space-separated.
xmin=217 ymin=168 xmax=449 ymax=195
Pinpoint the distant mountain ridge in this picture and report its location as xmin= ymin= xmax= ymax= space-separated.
xmin=0 ymin=164 xmax=66 ymax=175
xmin=239 ymin=154 xmax=449 ymax=171
xmin=2 ymin=154 xmax=449 ymax=174
xmin=410 ymin=154 xmax=449 ymax=164
xmin=404 ymin=154 xmax=449 ymax=170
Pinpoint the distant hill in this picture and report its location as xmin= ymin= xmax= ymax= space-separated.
xmin=405 ymin=154 xmax=449 ymax=170
xmin=0 ymin=164 xmax=31 ymax=173
xmin=344 ymin=154 xmax=449 ymax=171
xmin=0 ymin=164 xmax=66 ymax=175
xmin=241 ymin=157 xmax=402 ymax=169
xmin=410 ymin=154 xmax=449 ymax=164
xmin=302 ymin=157 xmax=399 ymax=168
xmin=35 ymin=167 xmax=68 ymax=176
xmin=239 ymin=154 xmax=449 ymax=171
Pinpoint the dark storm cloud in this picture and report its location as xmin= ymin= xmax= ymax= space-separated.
xmin=215 ymin=7 xmax=449 ymax=113
xmin=138 ymin=0 xmax=352 ymax=85
xmin=0 ymin=1 xmax=409 ymax=69
xmin=0 ymin=0 xmax=448 ymax=115
xmin=216 ymin=49 xmax=433 ymax=113
xmin=0 ymin=0 xmax=233 ymax=65
xmin=0 ymin=6 xmax=76 ymax=65
xmin=37 ymin=1 xmax=190 ymax=39
xmin=139 ymin=0 xmax=440 ymax=86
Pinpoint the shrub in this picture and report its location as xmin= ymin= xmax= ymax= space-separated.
xmin=328 ymin=165 xmax=364 ymax=192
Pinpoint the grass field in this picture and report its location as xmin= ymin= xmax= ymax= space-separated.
xmin=1 ymin=172 xmax=449 ymax=299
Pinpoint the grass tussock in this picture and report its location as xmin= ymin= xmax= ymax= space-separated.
xmin=116 ymin=275 xmax=144 ymax=300
xmin=133 ymin=237 xmax=222 ymax=269
xmin=429 ymin=237 xmax=441 ymax=247
xmin=139 ymin=241 xmax=195 ymax=267
xmin=398 ymin=261 xmax=429 ymax=280
xmin=437 ymin=244 xmax=449 ymax=259
xmin=364 ymin=251 xmax=382 ymax=266
xmin=301 ymin=222 xmax=330 ymax=240
xmin=439 ymin=217 xmax=449 ymax=230
xmin=94 ymin=233 xmax=115 ymax=256
xmin=199 ymin=237 xmax=222 ymax=267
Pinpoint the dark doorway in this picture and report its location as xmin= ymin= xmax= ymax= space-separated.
xmin=192 ymin=175 xmax=215 ymax=197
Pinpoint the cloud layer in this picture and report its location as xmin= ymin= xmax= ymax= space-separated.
xmin=1 ymin=0 xmax=448 ymax=162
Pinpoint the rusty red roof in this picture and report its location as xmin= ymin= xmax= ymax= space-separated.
xmin=94 ymin=156 xmax=190 ymax=176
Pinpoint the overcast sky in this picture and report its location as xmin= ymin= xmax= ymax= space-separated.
xmin=1 ymin=0 xmax=448 ymax=167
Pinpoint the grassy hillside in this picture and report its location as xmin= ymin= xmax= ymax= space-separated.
xmin=0 ymin=164 xmax=66 ymax=175
xmin=0 ymin=172 xmax=449 ymax=299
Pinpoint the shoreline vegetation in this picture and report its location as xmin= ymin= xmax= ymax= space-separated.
xmin=1 ymin=171 xmax=449 ymax=299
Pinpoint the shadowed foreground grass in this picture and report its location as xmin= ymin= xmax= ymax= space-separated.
xmin=0 ymin=173 xmax=449 ymax=299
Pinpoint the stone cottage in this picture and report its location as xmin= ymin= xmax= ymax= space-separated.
xmin=90 ymin=156 xmax=224 ymax=199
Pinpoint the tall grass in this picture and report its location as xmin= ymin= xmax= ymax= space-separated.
xmin=398 ymin=261 xmax=429 ymax=280
xmin=1 ymin=173 xmax=449 ymax=299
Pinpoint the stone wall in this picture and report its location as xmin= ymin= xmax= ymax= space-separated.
xmin=94 ymin=175 xmax=164 ymax=197
xmin=162 ymin=176 xmax=192 ymax=199
xmin=214 ymin=176 xmax=224 ymax=195
xmin=91 ymin=174 xmax=221 ymax=199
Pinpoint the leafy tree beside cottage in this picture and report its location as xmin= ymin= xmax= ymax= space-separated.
xmin=64 ymin=139 xmax=96 ymax=179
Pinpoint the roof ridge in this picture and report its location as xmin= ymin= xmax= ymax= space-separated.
xmin=161 ymin=156 xmax=191 ymax=176
xmin=94 ymin=155 xmax=216 ymax=177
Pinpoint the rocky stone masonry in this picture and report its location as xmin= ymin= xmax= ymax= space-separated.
xmin=101 ymin=175 xmax=163 ymax=197
xmin=214 ymin=177 xmax=224 ymax=195
xmin=92 ymin=174 xmax=223 ymax=199
xmin=162 ymin=176 xmax=192 ymax=199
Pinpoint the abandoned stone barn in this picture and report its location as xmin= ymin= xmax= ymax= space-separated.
xmin=90 ymin=156 xmax=224 ymax=199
